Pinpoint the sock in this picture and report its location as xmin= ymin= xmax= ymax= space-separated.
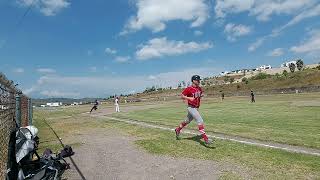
xmin=176 ymin=122 xmax=188 ymax=132
xmin=198 ymin=124 xmax=208 ymax=142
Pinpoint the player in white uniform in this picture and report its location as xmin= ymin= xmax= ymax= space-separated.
xmin=115 ymin=97 xmax=120 ymax=112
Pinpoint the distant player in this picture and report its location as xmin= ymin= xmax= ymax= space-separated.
xmin=175 ymin=75 xmax=213 ymax=145
xmin=90 ymin=100 xmax=99 ymax=113
xmin=251 ymin=90 xmax=255 ymax=103
xmin=115 ymin=97 xmax=120 ymax=112
xmin=221 ymin=91 xmax=225 ymax=101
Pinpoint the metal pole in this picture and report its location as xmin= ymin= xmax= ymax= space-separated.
xmin=15 ymin=95 xmax=21 ymax=127
xmin=28 ymin=98 xmax=33 ymax=125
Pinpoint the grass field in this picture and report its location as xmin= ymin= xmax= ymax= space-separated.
xmin=114 ymin=93 xmax=320 ymax=149
xmin=32 ymin=93 xmax=320 ymax=179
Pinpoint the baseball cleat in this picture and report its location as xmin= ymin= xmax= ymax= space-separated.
xmin=205 ymin=138 xmax=213 ymax=145
xmin=175 ymin=128 xmax=181 ymax=140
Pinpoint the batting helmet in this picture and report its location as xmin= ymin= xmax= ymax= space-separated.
xmin=191 ymin=75 xmax=201 ymax=81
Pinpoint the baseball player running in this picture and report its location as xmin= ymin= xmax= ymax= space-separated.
xmin=90 ymin=99 xmax=99 ymax=113
xmin=175 ymin=75 xmax=213 ymax=145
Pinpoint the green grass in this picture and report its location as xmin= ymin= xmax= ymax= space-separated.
xmin=32 ymin=96 xmax=320 ymax=179
xmin=113 ymin=93 xmax=320 ymax=149
xmin=33 ymin=104 xmax=102 ymax=152
xmin=98 ymin=119 xmax=320 ymax=179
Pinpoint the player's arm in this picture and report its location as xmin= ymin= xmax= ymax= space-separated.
xmin=181 ymin=94 xmax=195 ymax=101
xmin=200 ymin=87 xmax=204 ymax=98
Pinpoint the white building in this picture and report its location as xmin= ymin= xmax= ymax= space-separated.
xmin=46 ymin=102 xmax=62 ymax=107
xmin=220 ymin=71 xmax=230 ymax=76
xmin=281 ymin=61 xmax=297 ymax=67
xmin=71 ymin=102 xmax=79 ymax=106
xmin=256 ymin=65 xmax=272 ymax=70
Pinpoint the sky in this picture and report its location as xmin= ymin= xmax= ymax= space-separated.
xmin=0 ymin=0 xmax=320 ymax=98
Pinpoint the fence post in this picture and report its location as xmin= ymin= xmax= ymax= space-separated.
xmin=15 ymin=95 xmax=21 ymax=127
xmin=28 ymin=98 xmax=33 ymax=125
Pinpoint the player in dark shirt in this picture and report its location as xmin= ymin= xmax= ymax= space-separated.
xmin=90 ymin=100 xmax=99 ymax=113
xmin=251 ymin=91 xmax=255 ymax=103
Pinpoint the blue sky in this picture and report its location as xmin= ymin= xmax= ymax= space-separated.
xmin=0 ymin=0 xmax=320 ymax=98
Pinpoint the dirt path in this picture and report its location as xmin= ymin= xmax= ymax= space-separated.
xmin=65 ymin=130 xmax=249 ymax=180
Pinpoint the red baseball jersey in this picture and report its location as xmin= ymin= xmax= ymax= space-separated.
xmin=182 ymin=86 xmax=203 ymax=108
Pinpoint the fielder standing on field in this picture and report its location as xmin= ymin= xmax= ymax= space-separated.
xmin=115 ymin=96 xmax=120 ymax=112
xmin=175 ymin=75 xmax=213 ymax=145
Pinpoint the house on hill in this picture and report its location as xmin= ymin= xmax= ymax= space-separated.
xmin=281 ymin=61 xmax=297 ymax=67
xmin=46 ymin=102 xmax=62 ymax=107
xmin=256 ymin=65 xmax=272 ymax=70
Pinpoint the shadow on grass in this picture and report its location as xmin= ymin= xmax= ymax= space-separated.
xmin=183 ymin=135 xmax=216 ymax=149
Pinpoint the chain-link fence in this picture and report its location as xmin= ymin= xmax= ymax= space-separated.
xmin=0 ymin=72 xmax=32 ymax=179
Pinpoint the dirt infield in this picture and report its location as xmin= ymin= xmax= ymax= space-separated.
xmin=65 ymin=129 xmax=250 ymax=180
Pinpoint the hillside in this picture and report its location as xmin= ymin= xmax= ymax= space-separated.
xmin=32 ymin=98 xmax=105 ymax=106
xmin=122 ymin=66 xmax=320 ymax=102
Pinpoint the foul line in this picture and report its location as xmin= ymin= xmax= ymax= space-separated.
xmin=97 ymin=116 xmax=320 ymax=157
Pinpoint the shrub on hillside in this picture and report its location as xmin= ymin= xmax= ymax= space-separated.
xmin=250 ymin=73 xmax=271 ymax=80
xmin=229 ymin=77 xmax=235 ymax=83
xmin=224 ymin=76 xmax=230 ymax=82
xmin=283 ymin=70 xmax=288 ymax=77
xmin=242 ymin=77 xmax=249 ymax=84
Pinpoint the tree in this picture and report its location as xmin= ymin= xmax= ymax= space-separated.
xmin=282 ymin=70 xmax=288 ymax=77
xmin=177 ymin=83 xmax=182 ymax=88
xmin=181 ymin=81 xmax=186 ymax=87
xmin=296 ymin=59 xmax=304 ymax=71
xmin=289 ymin=63 xmax=296 ymax=73
xmin=229 ymin=77 xmax=235 ymax=83
xmin=201 ymin=81 xmax=206 ymax=86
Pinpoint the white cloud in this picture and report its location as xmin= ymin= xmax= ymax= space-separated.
xmin=37 ymin=68 xmax=56 ymax=73
xmin=13 ymin=68 xmax=25 ymax=73
xmin=105 ymin=48 xmax=117 ymax=55
xmin=215 ymin=0 xmax=316 ymax=21
xmin=23 ymin=67 xmax=221 ymax=98
xmin=267 ymin=48 xmax=284 ymax=56
xmin=89 ymin=66 xmax=97 ymax=72
xmin=40 ymin=90 xmax=80 ymax=98
xmin=250 ymin=0 xmax=315 ymax=21
xmin=136 ymin=37 xmax=213 ymax=60
xmin=121 ymin=0 xmax=209 ymax=34
xmin=194 ymin=30 xmax=203 ymax=36
xmin=87 ymin=50 xmax=93 ymax=56
xmin=290 ymin=29 xmax=320 ymax=54
xmin=247 ymin=2 xmax=320 ymax=51
xmin=115 ymin=56 xmax=130 ymax=63
xmin=18 ymin=0 xmax=70 ymax=16
xmin=274 ymin=4 xmax=320 ymax=34
xmin=215 ymin=0 xmax=254 ymax=18
xmin=148 ymin=75 xmax=157 ymax=80
xmin=224 ymin=23 xmax=252 ymax=41
xmin=248 ymin=37 xmax=265 ymax=52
